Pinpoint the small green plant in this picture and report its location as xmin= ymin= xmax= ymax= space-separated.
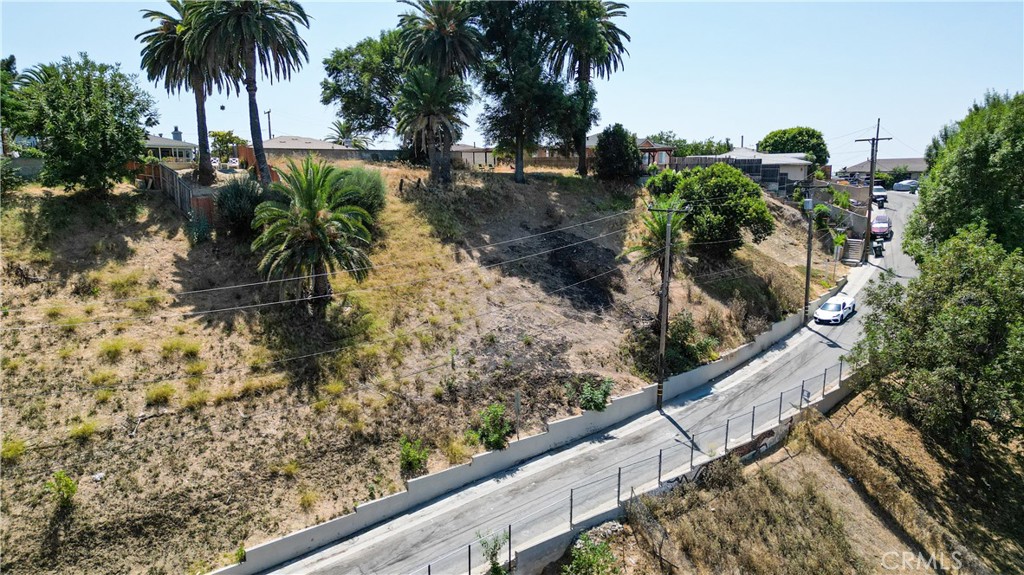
xmin=233 ymin=544 xmax=246 ymax=564
xmin=45 ymin=470 xmax=78 ymax=508
xmin=184 ymin=361 xmax=207 ymax=377
xmin=562 ymin=533 xmax=619 ymax=575
xmin=399 ymin=436 xmax=430 ymax=478
xmin=161 ymin=337 xmax=201 ymax=360
xmin=69 ymin=419 xmax=98 ymax=442
xmin=299 ymin=488 xmax=318 ymax=511
xmin=94 ymin=389 xmax=114 ymax=404
xmin=2 ymin=436 xmax=27 ymax=465
xmin=272 ymin=460 xmax=301 ymax=478
xmin=144 ymin=383 xmax=176 ymax=406
xmin=832 ymin=189 xmax=852 ymax=210
xmin=477 ymin=404 xmax=514 ymax=451
xmin=98 ymin=338 xmax=128 ymax=362
xmin=813 ymin=203 xmax=832 ymax=230
xmin=186 ymin=210 xmax=212 ymax=246
xmin=578 ymin=378 xmax=614 ymax=412
xmin=214 ymin=175 xmax=265 ymax=237
xmin=182 ymin=390 xmax=209 ymax=410
xmin=478 ymin=530 xmax=511 ymax=575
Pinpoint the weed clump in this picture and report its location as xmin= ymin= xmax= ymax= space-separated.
xmin=45 ymin=470 xmax=78 ymax=509
xmin=145 ymin=384 xmax=176 ymax=406
xmin=2 ymin=436 xmax=27 ymax=464
xmin=399 ymin=436 xmax=429 ymax=478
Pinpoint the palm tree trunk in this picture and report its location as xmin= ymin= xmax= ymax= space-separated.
xmin=575 ymin=61 xmax=592 ymax=177
xmin=192 ymin=78 xmax=215 ymax=186
xmin=514 ymin=134 xmax=526 ymax=184
xmin=438 ymin=123 xmax=453 ymax=186
xmin=426 ymin=125 xmax=439 ymax=185
xmin=312 ymin=260 xmax=332 ymax=319
xmin=243 ymin=41 xmax=271 ymax=186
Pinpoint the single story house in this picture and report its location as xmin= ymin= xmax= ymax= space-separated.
xmin=451 ymin=143 xmax=495 ymax=167
xmin=145 ymin=128 xmax=196 ymax=162
xmin=532 ymin=135 xmax=674 ymax=169
xmin=712 ymin=147 xmax=811 ymax=182
xmin=252 ymin=135 xmax=400 ymax=163
xmin=671 ymin=147 xmax=812 ymax=194
xmin=843 ymin=157 xmax=927 ymax=180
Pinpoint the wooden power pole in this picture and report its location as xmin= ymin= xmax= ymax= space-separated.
xmin=855 ymin=119 xmax=891 ymax=262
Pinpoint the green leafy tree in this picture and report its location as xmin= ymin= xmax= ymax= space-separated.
xmin=544 ymin=83 xmax=599 ymax=160
xmin=37 ymin=54 xmax=157 ymax=193
xmin=888 ymin=164 xmax=911 ymax=183
xmin=137 ymin=0 xmax=237 ymax=185
xmin=648 ymin=131 xmax=732 ymax=157
xmin=645 ymin=167 xmax=684 ymax=196
xmin=209 ymin=129 xmax=248 ymax=161
xmin=398 ymin=435 xmax=429 ymax=477
xmin=251 ymin=155 xmax=372 ymax=319
xmin=478 ymin=1 xmax=564 ymax=184
xmin=848 ymin=226 xmax=1024 ymax=461
xmin=675 ymin=163 xmax=775 ymax=259
xmin=326 ymin=119 xmax=369 ymax=150
xmin=394 ymin=67 xmax=472 ymax=186
xmin=904 ymin=91 xmax=1024 ymax=260
xmin=476 ymin=403 xmax=513 ymax=450
xmin=548 ymin=1 xmax=631 ymax=176
xmin=756 ymin=126 xmax=829 ymax=168
xmin=593 ymin=123 xmax=640 ymax=180
xmin=563 ymin=533 xmax=619 ymax=575
xmin=321 ymin=29 xmax=407 ymax=139
xmin=0 ymin=56 xmax=28 ymax=156
xmin=189 ymin=0 xmax=310 ymax=186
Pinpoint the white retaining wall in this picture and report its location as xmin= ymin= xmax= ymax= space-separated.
xmin=210 ymin=279 xmax=848 ymax=575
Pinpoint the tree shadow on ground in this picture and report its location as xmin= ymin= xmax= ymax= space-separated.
xmin=859 ymin=432 xmax=1024 ymax=573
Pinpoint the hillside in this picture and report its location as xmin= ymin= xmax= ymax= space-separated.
xmin=0 ymin=162 xmax=840 ymax=573
xmin=589 ymin=395 xmax=1023 ymax=575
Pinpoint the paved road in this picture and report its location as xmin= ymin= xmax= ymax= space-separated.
xmin=276 ymin=193 xmax=919 ymax=575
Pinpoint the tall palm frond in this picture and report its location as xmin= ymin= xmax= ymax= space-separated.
xmin=398 ymin=0 xmax=482 ymax=80
xmin=326 ymin=119 xmax=369 ymax=150
xmin=549 ymin=1 xmax=631 ymax=84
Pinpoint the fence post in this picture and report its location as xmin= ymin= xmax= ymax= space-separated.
xmin=508 ymin=524 xmax=512 ymax=567
xmin=822 ymin=371 xmax=828 ymax=400
xmin=657 ymin=449 xmax=663 ymax=486
xmin=838 ymin=359 xmax=843 ymax=383
xmin=778 ymin=391 xmax=784 ymax=422
xmin=690 ymin=438 xmax=695 ymax=469
xmin=428 ymin=565 xmax=431 ymax=575
xmin=724 ymin=419 xmax=730 ymax=450
xmin=468 ymin=544 xmax=471 ymax=575
xmin=617 ymin=467 xmax=622 ymax=503
xmin=751 ymin=405 xmax=757 ymax=438
xmin=800 ymin=381 xmax=806 ymax=408
xmin=569 ymin=488 xmax=574 ymax=528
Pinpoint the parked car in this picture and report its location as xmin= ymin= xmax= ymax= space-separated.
xmin=871 ymin=213 xmax=893 ymax=240
xmin=872 ymin=185 xmax=888 ymax=207
xmin=228 ymin=157 xmax=240 ymax=169
xmin=893 ymin=179 xmax=918 ymax=192
xmin=814 ymin=295 xmax=856 ymax=325
xmin=211 ymin=157 xmax=221 ymax=169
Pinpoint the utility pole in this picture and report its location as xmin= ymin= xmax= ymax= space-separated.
xmin=648 ymin=203 xmax=689 ymax=409
xmin=855 ymin=119 xmax=891 ymax=263
xmin=797 ymin=182 xmax=831 ymax=323
xmin=264 ymin=109 xmax=273 ymax=140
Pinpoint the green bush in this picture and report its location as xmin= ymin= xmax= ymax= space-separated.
xmin=594 ymin=124 xmax=641 ymax=180
xmin=873 ymin=171 xmax=894 ymax=190
xmin=477 ymin=403 xmax=513 ymax=451
xmin=1 ymin=157 xmax=25 ymax=192
xmin=186 ymin=210 xmax=211 ymax=246
xmin=832 ymin=189 xmax=852 ymax=210
xmin=562 ymin=533 xmax=618 ymax=575
xmin=566 ymin=376 xmax=614 ymax=412
xmin=11 ymin=144 xmax=46 ymax=158
xmin=399 ymin=435 xmax=429 ymax=477
xmin=215 ymin=175 xmax=265 ymax=237
xmin=645 ymin=168 xmax=683 ymax=197
xmin=813 ymin=203 xmax=831 ymax=230
xmin=333 ymin=166 xmax=387 ymax=220
xmin=666 ymin=311 xmax=719 ymax=374
xmin=45 ymin=470 xmax=78 ymax=508
xmin=1 ymin=436 xmax=26 ymax=465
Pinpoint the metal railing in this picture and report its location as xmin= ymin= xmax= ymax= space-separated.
xmin=409 ymin=360 xmax=848 ymax=575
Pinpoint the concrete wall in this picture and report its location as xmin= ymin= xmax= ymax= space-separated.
xmin=208 ymin=278 xmax=848 ymax=575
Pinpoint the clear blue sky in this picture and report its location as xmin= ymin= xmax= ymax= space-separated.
xmin=3 ymin=1 xmax=1022 ymax=168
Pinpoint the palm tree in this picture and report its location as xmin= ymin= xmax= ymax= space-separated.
xmin=394 ymin=67 xmax=472 ymax=186
xmin=251 ymin=154 xmax=372 ymax=319
xmin=549 ymin=1 xmax=631 ymax=176
xmin=398 ymin=0 xmax=481 ymax=186
xmin=189 ymin=0 xmax=310 ymax=186
xmin=326 ymin=119 xmax=369 ymax=150
xmin=136 ymin=0 xmax=235 ymax=185
xmin=624 ymin=203 xmax=685 ymax=278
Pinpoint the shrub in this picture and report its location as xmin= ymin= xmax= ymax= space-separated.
xmin=334 ymin=166 xmax=387 ymax=220
xmin=89 ymin=369 xmax=117 ymax=387
xmin=667 ymin=311 xmax=719 ymax=373
xmin=144 ymin=383 xmax=175 ymax=406
xmin=2 ymin=437 xmax=26 ymax=464
xmin=215 ymin=175 xmax=265 ymax=237
xmin=69 ymin=419 xmax=98 ymax=442
xmin=161 ymin=337 xmax=200 ymax=360
xmin=594 ymin=123 xmax=641 ymax=180
xmin=563 ymin=533 xmax=618 ymax=575
xmin=299 ymin=488 xmax=318 ymax=511
xmin=184 ymin=361 xmax=207 ymax=377
xmin=565 ymin=376 xmax=614 ymax=412
xmin=272 ymin=460 xmax=301 ymax=478
xmin=186 ymin=210 xmax=212 ymax=246
xmin=477 ymin=404 xmax=514 ymax=451
xmin=399 ymin=435 xmax=430 ymax=477
xmin=645 ymin=168 xmax=683 ymax=197
xmin=45 ymin=470 xmax=78 ymax=508
xmin=832 ymin=189 xmax=852 ymax=210
xmin=1 ymin=157 xmax=25 ymax=193
xmin=813 ymin=203 xmax=831 ymax=230
xmin=94 ymin=389 xmax=114 ymax=403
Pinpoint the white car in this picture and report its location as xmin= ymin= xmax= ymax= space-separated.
xmin=228 ymin=157 xmax=240 ymax=169
xmin=814 ymin=295 xmax=856 ymax=325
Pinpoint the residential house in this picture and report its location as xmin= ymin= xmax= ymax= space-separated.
xmin=533 ymin=134 xmax=674 ymax=169
xmin=144 ymin=127 xmax=196 ymax=162
xmin=451 ymin=143 xmax=495 ymax=167
xmin=242 ymin=136 xmax=400 ymax=163
xmin=842 ymin=157 xmax=927 ymax=181
xmin=671 ymin=147 xmax=812 ymax=194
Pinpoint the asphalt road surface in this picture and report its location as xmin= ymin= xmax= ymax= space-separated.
xmin=275 ymin=192 xmax=920 ymax=575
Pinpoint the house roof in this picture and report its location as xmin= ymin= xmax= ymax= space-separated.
xmin=145 ymin=134 xmax=196 ymax=149
xmin=692 ymin=147 xmax=811 ymax=166
xmin=263 ymin=135 xmax=355 ymax=150
xmin=451 ymin=143 xmax=492 ymax=152
xmin=583 ymin=133 xmax=674 ymax=151
xmin=844 ymin=157 xmax=927 ymax=173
